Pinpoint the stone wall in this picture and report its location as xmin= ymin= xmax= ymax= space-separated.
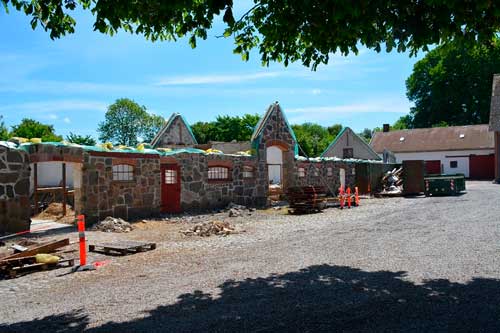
xmin=81 ymin=152 xmax=161 ymax=223
xmin=292 ymin=160 xmax=357 ymax=194
xmin=0 ymin=146 xmax=31 ymax=234
xmin=174 ymin=153 xmax=267 ymax=211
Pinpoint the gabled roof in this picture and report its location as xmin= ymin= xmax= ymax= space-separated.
xmin=489 ymin=74 xmax=500 ymax=131
xmin=251 ymin=102 xmax=299 ymax=155
xmin=150 ymin=113 xmax=198 ymax=147
xmin=321 ymin=127 xmax=381 ymax=160
xmin=370 ymin=124 xmax=494 ymax=153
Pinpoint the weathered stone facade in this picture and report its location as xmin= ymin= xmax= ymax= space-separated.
xmin=1 ymin=103 xmax=398 ymax=229
xmin=151 ymin=113 xmax=197 ymax=148
xmin=174 ymin=153 xmax=267 ymax=211
xmin=251 ymin=102 xmax=297 ymax=192
xmin=80 ymin=152 xmax=161 ymax=223
xmin=0 ymin=145 xmax=31 ymax=234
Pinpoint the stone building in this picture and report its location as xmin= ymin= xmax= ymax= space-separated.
xmin=0 ymin=102 xmax=390 ymax=232
xmin=150 ymin=113 xmax=198 ymax=149
xmin=321 ymin=127 xmax=381 ymax=160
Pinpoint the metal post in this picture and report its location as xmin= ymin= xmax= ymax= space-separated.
xmin=33 ymin=163 xmax=38 ymax=214
xmin=62 ymin=162 xmax=66 ymax=216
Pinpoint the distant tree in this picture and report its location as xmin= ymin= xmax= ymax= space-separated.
xmin=292 ymin=123 xmax=338 ymax=157
xmin=358 ymin=128 xmax=373 ymax=143
xmin=142 ymin=114 xmax=165 ymax=143
xmin=392 ymin=115 xmax=413 ymax=130
xmin=191 ymin=114 xmax=260 ymax=144
xmin=66 ymin=132 xmax=96 ymax=146
xmin=97 ymin=98 xmax=161 ymax=146
xmin=327 ymin=124 xmax=343 ymax=138
xmin=191 ymin=121 xmax=216 ymax=144
xmin=406 ymin=39 xmax=500 ymax=128
xmin=0 ymin=116 xmax=9 ymax=140
xmin=431 ymin=121 xmax=449 ymax=128
xmin=10 ymin=118 xmax=62 ymax=141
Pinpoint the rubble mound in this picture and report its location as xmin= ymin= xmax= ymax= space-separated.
xmin=226 ymin=202 xmax=251 ymax=217
xmin=378 ymin=167 xmax=403 ymax=196
xmin=92 ymin=217 xmax=134 ymax=233
xmin=35 ymin=203 xmax=76 ymax=224
xmin=180 ymin=220 xmax=237 ymax=237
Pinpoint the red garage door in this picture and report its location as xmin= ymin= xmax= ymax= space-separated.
xmin=425 ymin=160 xmax=441 ymax=175
xmin=469 ymin=155 xmax=495 ymax=180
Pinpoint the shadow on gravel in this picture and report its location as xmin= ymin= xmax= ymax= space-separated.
xmin=3 ymin=264 xmax=500 ymax=332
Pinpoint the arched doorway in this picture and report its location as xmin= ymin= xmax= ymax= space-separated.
xmin=266 ymin=145 xmax=283 ymax=188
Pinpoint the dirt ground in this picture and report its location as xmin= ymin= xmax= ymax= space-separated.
xmin=1 ymin=181 xmax=500 ymax=332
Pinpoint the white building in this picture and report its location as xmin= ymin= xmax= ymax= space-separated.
xmin=370 ymin=124 xmax=495 ymax=179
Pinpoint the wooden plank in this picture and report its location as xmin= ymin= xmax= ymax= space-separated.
xmin=0 ymin=239 xmax=70 ymax=261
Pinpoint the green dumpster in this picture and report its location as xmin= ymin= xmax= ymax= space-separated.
xmin=424 ymin=174 xmax=466 ymax=196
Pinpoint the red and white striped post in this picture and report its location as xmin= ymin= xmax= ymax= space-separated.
xmin=355 ymin=187 xmax=360 ymax=206
xmin=77 ymin=215 xmax=87 ymax=266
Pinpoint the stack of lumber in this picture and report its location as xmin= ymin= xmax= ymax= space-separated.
xmin=287 ymin=186 xmax=327 ymax=214
xmin=0 ymin=238 xmax=73 ymax=278
xmin=180 ymin=220 xmax=237 ymax=237
xmin=378 ymin=167 xmax=403 ymax=196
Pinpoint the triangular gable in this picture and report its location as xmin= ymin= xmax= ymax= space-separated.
xmin=321 ymin=127 xmax=381 ymax=160
xmin=150 ymin=113 xmax=198 ymax=148
xmin=251 ymin=102 xmax=299 ymax=155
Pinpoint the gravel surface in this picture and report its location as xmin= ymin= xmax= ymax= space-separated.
xmin=1 ymin=181 xmax=500 ymax=332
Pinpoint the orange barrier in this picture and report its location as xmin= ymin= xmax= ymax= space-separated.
xmin=77 ymin=215 xmax=87 ymax=266
xmin=355 ymin=187 xmax=360 ymax=206
xmin=339 ymin=186 xmax=345 ymax=209
xmin=346 ymin=187 xmax=352 ymax=208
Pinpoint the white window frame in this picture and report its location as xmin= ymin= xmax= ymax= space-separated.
xmin=112 ymin=164 xmax=134 ymax=181
xmin=208 ymin=166 xmax=230 ymax=180
xmin=298 ymin=167 xmax=306 ymax=178
xmin=243 ymin=166 xmax=254 ymax=178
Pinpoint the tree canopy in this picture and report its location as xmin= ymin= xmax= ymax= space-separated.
xmin=66 ymin=132 xmax=96 ymax=146
xmin=10 ymin=118 xmax=63 ymax=141
xmin=0 ymin=116 xmax=9 ymax=141
xmin=191 ymin=114 xmax=261 ymax=143
xmin=292 ymin=123 xmax=342 ymax=157
xmin=406 ymin=39 xmax=500 ymax=128
xmin=97 ymin=98 xmax=162 ymax=146
xmin=3 ymin=0 xmax=500 ymax=68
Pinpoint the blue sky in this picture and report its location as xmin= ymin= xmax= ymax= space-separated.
xmin=0 ymin=4 xmax=423 ymax=140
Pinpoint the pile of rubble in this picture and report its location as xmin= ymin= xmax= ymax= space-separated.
xmin=227 ymin=202 xmax=254 ymax=217
xmin=180 ymin=220 xmax=237 ymax=237
xmin=378 ymin=167 xmax=403 ymax=196
xmin=92 ymin=217 xmax=134 ymax=233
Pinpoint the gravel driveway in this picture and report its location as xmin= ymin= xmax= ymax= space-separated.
xmin=1 ymin=181 xmax=500 ymax=332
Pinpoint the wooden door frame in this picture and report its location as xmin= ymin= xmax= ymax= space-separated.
xmin=160 ymin=163 xmax=181 ymax=213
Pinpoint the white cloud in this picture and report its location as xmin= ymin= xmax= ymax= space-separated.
xmin=286 ymin=97 xmax=412 ymax=123
xmin=0 ymin=100 xmax=108 ymax=114
xmin=155 ymin=72 xmax=282 ymax=85
xmin=63 ymin=117 xmax=71 ymax=124
xmin=311 ymin=89 xmax=321 ymax=95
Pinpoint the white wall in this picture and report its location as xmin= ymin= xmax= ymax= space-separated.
xmin=30 ymin=162 xmax=76 ymax=189
xmin=266 ymin=146 xmax=283 ymax=164
xmin=386 ymin=149 xmax=494 ymax=177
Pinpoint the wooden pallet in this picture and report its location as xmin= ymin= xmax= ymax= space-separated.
xmin=89 ymin=241 xmax=156 ymax=256
xmin=1 ymin=257 xmax=75 ymax=279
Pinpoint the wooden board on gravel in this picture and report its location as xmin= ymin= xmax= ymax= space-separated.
xmin=88 ymin=241 xmax=156 ymax=256
xmin=1 ymin=257 xmax=75 ymax=279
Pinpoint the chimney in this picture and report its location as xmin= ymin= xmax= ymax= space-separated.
xmin=382 ymin=124 xmax=390 ymax=132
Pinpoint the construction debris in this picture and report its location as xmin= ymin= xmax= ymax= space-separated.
xmin=180 ymin=220 xmax=238 ymax=237
xmin=378 ymin=167 xmax=403 ymax=196
xmin=89 ymin=241 xmax=156 ymax=256
xmin=92 ymin=217 xmax=134 ymax=233
xmin=34 ymin=202 xmax=76 ymax=224
xmin=0 ymin=238 xmax=70 ymax=261
xmin=227 ymin=202 xmax=250 ymax=217
xmin=287 ymin=186 xmax=327 ymax=214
